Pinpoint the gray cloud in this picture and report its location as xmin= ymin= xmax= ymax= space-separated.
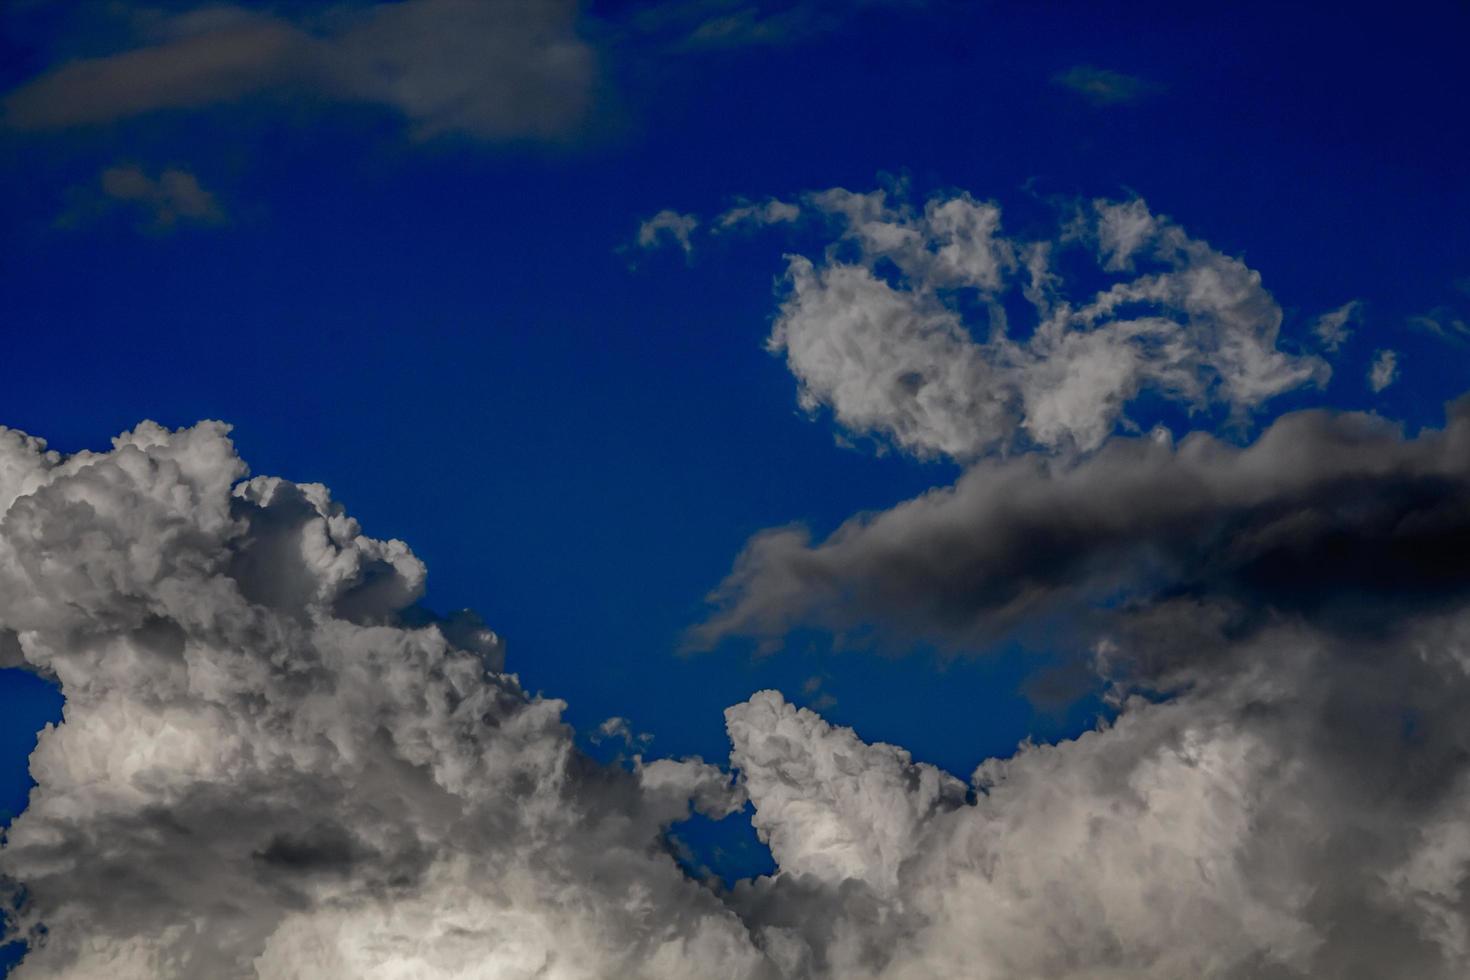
xmin=0 ymin=421 xmax=759 ymax=979
xmin=637 ymin=209 xmax=701 ymax=253
xmin=692 ymin=398 xmax=1470 ymax=660
xmin=6 ymin=404 xmax=1470 ymax=976
xmin=58 ymin=164 xmax=226 ymax=233
xmin=3 ymin=0 xmax=595 ymax=141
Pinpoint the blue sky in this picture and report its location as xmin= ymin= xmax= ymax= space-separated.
xmin=2 ymin=2 xmax=1469 ymax=971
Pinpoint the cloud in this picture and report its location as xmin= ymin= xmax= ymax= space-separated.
xmin=1051 ymin=65 xmax=1163 ymax=106
xmin=717 ymin=198 xmax=802 ymax=230
xmin=6 ymin=410 xmax=1470 ymax=976
xmin=1370 ymin=348 xmax=1401 ymax=392
xmin=58 ymin=165 xmax=226 ymax=233
xmin=0 ymin=421 xmax=758 ymax=979
xmin=1312 ymin=299 xmax=1360 ymax=352
xmin=762 ymin=188 xmax=1329 ymax=460
xmin=626 ymin=0 xmax=926 ymax=51
xmin=638 ymin=209 xmax=701 ymax=253
xmin=692 ymin=398 xmax=1470 ymax=656
xmin=3 ymin=0 xmax=596 ymax=141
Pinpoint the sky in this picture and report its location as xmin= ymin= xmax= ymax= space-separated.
xmin=1 ymin=1 xmax=1469 ymax=977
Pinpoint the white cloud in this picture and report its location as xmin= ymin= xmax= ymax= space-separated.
xmin=1369 ymin=348 xmax=1400 ymax=392
xmin=767 ymin=189 xmax=1329 ymax=459
xmin=638 ymin=209 xmax=700 ymax=253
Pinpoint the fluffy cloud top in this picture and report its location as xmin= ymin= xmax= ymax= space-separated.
xmin=764 ymin=189 xmax=1331 ymax=460
xmin=0 ymin=422 xmax=757 ymax=979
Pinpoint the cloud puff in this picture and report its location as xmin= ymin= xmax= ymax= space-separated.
xmin=765 ymin=188 xmax=1328 ymax=460
xmin=58 ymin=165 xmax=225 ymax=233
xmin=3 ymin=0 xmax=595 ymax=141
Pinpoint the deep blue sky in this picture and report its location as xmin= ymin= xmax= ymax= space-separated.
xmin=1 ymin=0 xmax=1468 ymax=895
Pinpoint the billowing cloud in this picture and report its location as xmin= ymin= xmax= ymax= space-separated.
xmin=765 ymin=188 xmax=1328 ymax=460
xmin=0 ymin=422 xmax=758 ymax=979
xmin=6 ymin=407 xmax=1470 ymax=977
xmin=3 ymin=0 xmax=595 ymax=141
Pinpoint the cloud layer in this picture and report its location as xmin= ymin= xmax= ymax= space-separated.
xmin=5 ymin=401 xmax=1470 ymax=977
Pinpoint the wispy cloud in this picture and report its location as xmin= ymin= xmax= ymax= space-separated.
xmin=3 ymin=0 xmax=595 ymax=142
xmin=58 ymin=164 xmax=226 ymax=233
xmin=637 ymin=209 xmax=700 ymax=253
xmin=1052 ymin=65 xmax=1163 ymax=106
xmin=1368 ymin=348 xmax=1400 ymax=392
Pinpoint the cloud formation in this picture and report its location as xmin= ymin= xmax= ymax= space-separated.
xmin=0 ymin=422 xmax=756 ymax=979
xmin=3 ymin=1 xmax=595 ymax=141
xmin=1370 ymin=348 xmax=1401 ymax=392
xmin=763 ymin=188 xmax=1328 ymax=459
xmin=1051 ymin=65 xmax=1162 ymax=106
xmin=638 ymin=209 xmax=701 ymax=253
xmin=6 ymin=407 xmax=1470 ymax=977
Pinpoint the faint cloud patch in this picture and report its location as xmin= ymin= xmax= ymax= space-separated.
xmin=58 ymin=164 xmax=225 ymax=233
xmin=1312 ymin=300 xmax=1360 ymax=352
xmin=1052 ymin=65 xmax=1163 ymax=106
xmin=1368 ymin=348 xmax=1400 ymax=392
xmin=637 ymin=209 xmax=700 ymax=253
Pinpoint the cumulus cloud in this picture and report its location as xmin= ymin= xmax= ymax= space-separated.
xmin=1370 ymin=348 xmax=1400 ymax=392
xmin=695 ymin=397 xmax=1470 ymax=978
xmin=0 ymin=421 xmax=758 ymax=979
xmin=58 ymin=165 xmax=225 ymax=233
xmin=763 ymin=187 xmax=1328 ymax=460
xmin=3 ymin=0 xmax=595 ymax=141
xmin=7 ymin=404 xmax=1470 ymax=977
xmin=638 ymin=209 xmax=701 ymax=253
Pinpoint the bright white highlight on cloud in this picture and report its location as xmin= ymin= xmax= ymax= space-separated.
xmin=766 ymin=188 xmax=1330 ymax=459
xmin=6 ymin=414 xmax=1470 ymax=978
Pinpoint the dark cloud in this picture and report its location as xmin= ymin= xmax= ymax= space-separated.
xmin=693 ymin=397 xmax=1470 ymax=666
xmin=3 ymin=0 xmax=596 ymax=141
